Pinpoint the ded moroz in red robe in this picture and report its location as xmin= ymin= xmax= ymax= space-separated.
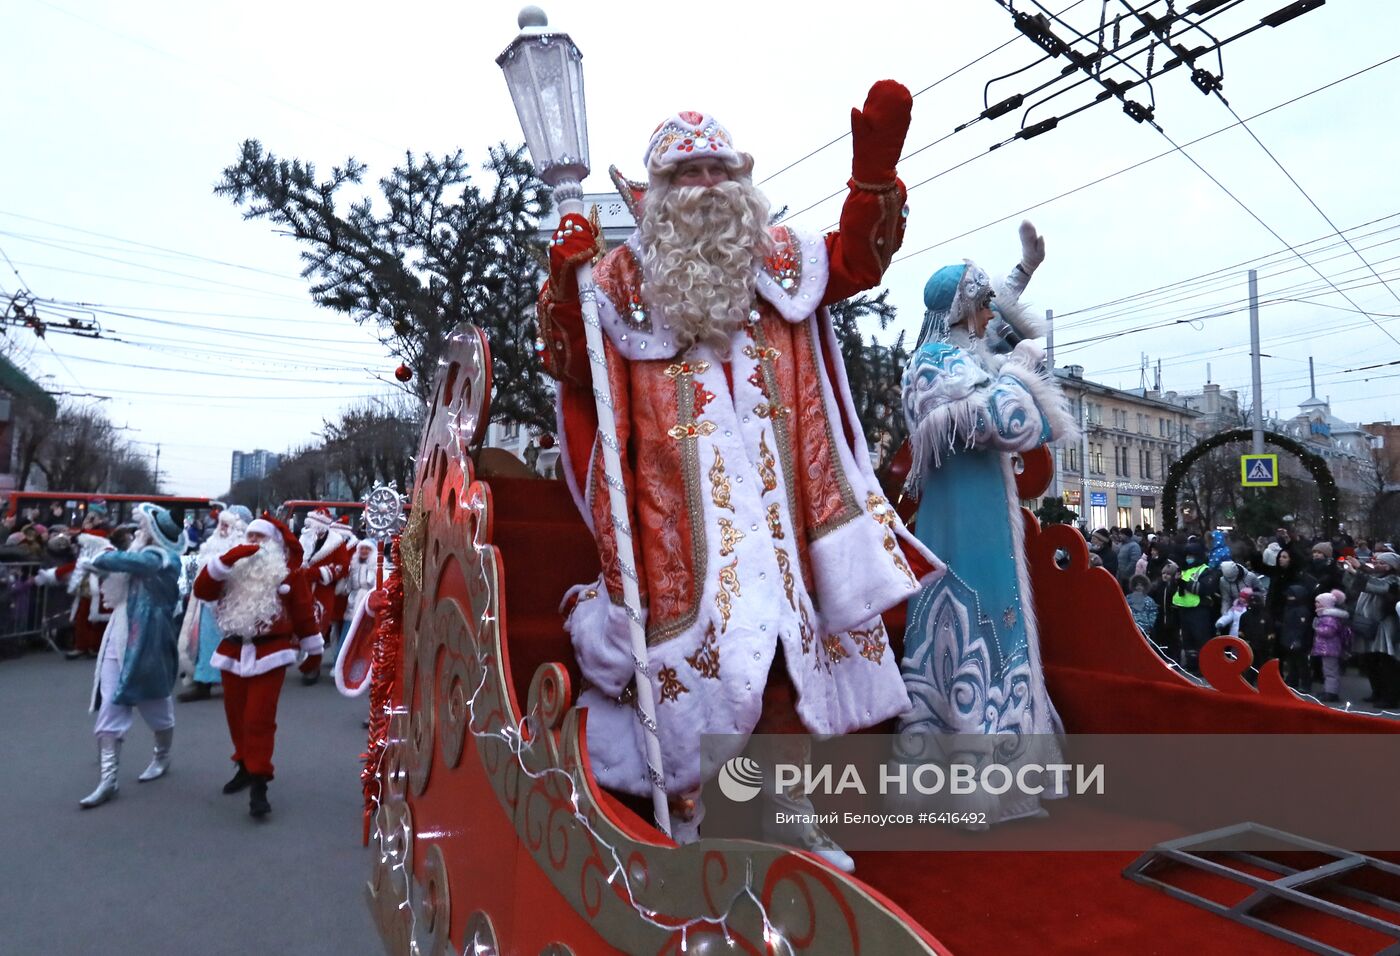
xmin=537 ymin=177 xmax=944 ymax=797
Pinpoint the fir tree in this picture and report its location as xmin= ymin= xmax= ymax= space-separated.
xmin=827 ymin=289 xmax=910 ymax=471
xmin=215 ymin=142 xmax=555 ymax=431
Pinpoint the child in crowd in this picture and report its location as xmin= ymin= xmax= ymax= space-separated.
xmin=1311 ymin=589 xmax=1352 ymax=703
xmin=1126 ymin=574 xmax=1157 ymax=637
xmin=1215 ymin=586 xmax=1251 ymax=637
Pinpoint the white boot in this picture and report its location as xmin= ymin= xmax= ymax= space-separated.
xmin=759 ymin=742 xmax=856 ymax=874
xmin=138 ymin=727 xmax=173 ymax=782
xmin=80 ymin=734 xmax=121 ymax=808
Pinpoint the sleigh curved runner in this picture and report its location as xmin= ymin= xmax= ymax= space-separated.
xmin=361 ymin=326 xmax=1400 ymax=955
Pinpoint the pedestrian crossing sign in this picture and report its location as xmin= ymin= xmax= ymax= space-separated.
xmin=1241 ymin=454 xmax=1279 ymax=487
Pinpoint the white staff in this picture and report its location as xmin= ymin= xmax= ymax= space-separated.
xmin=498 ymin=7 xmax=670 ymax=836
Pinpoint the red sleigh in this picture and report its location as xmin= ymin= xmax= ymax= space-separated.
xmin=362 ymin=326 xmax=1400 ymax=955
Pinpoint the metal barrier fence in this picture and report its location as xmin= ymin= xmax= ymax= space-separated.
xmin=0 ymin=561 xmax=69 ymax=654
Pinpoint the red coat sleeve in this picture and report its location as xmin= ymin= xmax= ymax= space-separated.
xmin=285 ymin=568 xmax=321 ymax=641
xmin=193 ymin=566 xmax=225 ymax=602
xmin=821 ymin=178 xmax=909 ymax=306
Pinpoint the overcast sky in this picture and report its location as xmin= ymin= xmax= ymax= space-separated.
xmin=3 ymin=0 xmax=1397 ymax=495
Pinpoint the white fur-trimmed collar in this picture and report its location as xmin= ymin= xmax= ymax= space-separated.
xmin=602 ymin=226 xmax=829 ymax=361
xmin=304 ymin=530 xmax=349 ymax=566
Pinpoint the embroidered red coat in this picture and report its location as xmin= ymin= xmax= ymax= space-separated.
xmin=194 ymin=553 xmax=322 ymax=677
xmin=538 ymin=179 xmax=943 ymax=796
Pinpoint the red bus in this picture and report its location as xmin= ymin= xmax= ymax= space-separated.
xmin=3 ymin=492 xmax=220 ymax=528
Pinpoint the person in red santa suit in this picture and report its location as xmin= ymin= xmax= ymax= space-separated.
xmin=538 ymin=82 xmax=941 ymax=871
xmin=44 ymin=511 xmax=115 ymax=659
xmin=297 ymin=509 xmax=352 ymax=686
xmin=194 ymin=514 xmax=321 ymax=818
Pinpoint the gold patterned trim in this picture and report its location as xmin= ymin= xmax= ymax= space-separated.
xmin=758 ymin=434 xmax=778 ymax=494
xmin=766 ymin=503 xmax=785 ymax=540
xmin=716 ymin=556 xmax=741 ymax=633
xmin=657 ymin=665 xmax=689 ymax=703
xmin=748 ymin=318 xmax=802 ymax=532
xmin=685 ymin=623 xmax=721 ymax=680
xmin=867 ymin=492 xmax=917 ymax=585
xmin=742 ymin=344 xmax=781 ymax=364
xmin=774 ymin=546 xmax=796 ymax=611
xmin=399 ymin=491 xmax=429 ymax=594
xmin=668 ymin=421 xmax=717 ymax=441
xmin=665 ymin=360 xmax=712 ymax=378
xmin=822 ymin=633 xmax=851 ymax=668
xmin=709 ymin=447 xmax=734 ymax=513
xmin=718 ymin=517 xmax=745 ymax=557
xmin=851 ymin=623 xmax=888 ymax=663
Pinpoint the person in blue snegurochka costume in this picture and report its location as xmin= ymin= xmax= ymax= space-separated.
xmin=894 ymin=221 xmax=1079 ymax=825
xmin=77 ymin=503 xmax=185 ymax=809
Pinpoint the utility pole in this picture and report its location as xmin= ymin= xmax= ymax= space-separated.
xmin=1045 ymin=309 xmax=1057 ymax=503
xmin=154 ymin=443 xmax=162 ymax=492
xmin=1248 ymin=269 xmax=1265 ymax=455
xmin=1079 ymin=384 xmax=1090 ymax=529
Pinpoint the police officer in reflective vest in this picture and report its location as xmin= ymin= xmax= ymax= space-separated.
xmin=1171 ymin=540 xmax=1216 ymax=671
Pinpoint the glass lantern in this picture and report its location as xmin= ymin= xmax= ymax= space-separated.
xmin=497 ymin=8 xmax=589 ymax=202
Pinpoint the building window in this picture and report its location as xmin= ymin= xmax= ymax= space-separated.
xmin=1159 ymin=417 xmax=1166 ymax=437
xmin=1091 ymin=444 xmax=1105 ymax=474
xmin=1141 ymin=497 xmax=1156 ymax=530
xmin=1066 ymin=447 xmax=1080 ymax=472
xmin=1117 ymin=505 xmax=1133 ymax=528
xmin=1090 ymin=503 xmax=1108 ymax=530
xmin=1161 ymin=451 xmax=1170 ymax=476
xmin=1088 ymin=402 xmax=1102 ymax=425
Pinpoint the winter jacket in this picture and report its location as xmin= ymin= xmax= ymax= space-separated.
xmin=1117 ymin=539 xmax=1143 ymax=588
xmin=1277 ymin=595 xmax=1313 ymax=653
xmin=1346 ymin=568 xmax=1400 ymax=657
xmin=1127 ymin=591 xmax=1158 ymax=635
xmin=1238 ymin=606 xmax=1272 ymax=658
xmin=1311 ymin=608 xmax=1352 ymax=658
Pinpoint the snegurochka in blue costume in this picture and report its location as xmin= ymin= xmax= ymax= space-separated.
xmin=894 ymin=222 xmax=1077 ymax=825
xmin=78 ymin=503 xmax=185 ymax=808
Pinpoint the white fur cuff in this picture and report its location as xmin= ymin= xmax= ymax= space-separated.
xmin=207 ymin=558 xmax=233 ymax=582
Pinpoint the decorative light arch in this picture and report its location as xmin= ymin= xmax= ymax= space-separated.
xmin=1161 ymin=429 xmax=1339 ymax=535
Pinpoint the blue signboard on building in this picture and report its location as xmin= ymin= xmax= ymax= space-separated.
xmin=1089 ymin=491 xmax=1108 ymax=506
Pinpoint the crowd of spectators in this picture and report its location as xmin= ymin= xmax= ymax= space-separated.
xmin=1091 ymin=523 xmax=1400 ymax=705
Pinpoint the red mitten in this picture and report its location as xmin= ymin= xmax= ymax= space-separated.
xmin=221 ymin=543 xmax=259 ymax=565
xmin=366 ymin=588 xmax=389 ymax=617
xmin=548 ymin=213 xmax=600 ymax=290
xmin=850 ymin=79 xmax=914 ymax=184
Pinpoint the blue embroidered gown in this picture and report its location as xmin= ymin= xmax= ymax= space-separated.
xmin=896 ymin=322 xmax=1074 ymax=824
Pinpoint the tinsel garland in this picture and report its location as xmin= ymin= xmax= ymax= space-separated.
xmin=360 ymin=553 xmax=405 ymax=846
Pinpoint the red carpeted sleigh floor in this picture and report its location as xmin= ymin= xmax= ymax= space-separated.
xmin=487 ymin=470 xmax=1400 ymax=955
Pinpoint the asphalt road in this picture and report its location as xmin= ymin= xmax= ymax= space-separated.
xmin=0 ymin=649 xmax=379 ymax=955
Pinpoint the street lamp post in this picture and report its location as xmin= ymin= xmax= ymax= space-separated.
xmin=498 ymin=7 xmax=671 ymax=836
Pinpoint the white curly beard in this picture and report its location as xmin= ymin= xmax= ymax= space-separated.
xmin=639 ymin=179 xmax=772 ymax=357
xmin=215 ymin=540 xmax=288 ymax=638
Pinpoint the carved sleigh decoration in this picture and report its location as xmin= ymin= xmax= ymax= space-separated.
xmin=366 ymin=325 xmax=946 ymax=955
